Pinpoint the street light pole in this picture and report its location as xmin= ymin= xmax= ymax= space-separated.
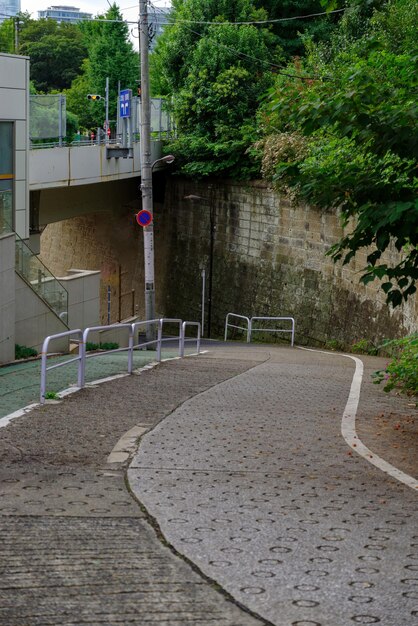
xmin=184 ymin=193 xmax=215 ymax=338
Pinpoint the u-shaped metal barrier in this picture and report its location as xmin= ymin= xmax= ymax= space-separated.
xmin=224 ymin=313 xmax=295 ymax=346
xmin=40 ymin=317 xmax=201 ymax=404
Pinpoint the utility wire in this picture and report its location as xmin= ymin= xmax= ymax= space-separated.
xmin=154 ymin=6 xmax=348 ymax=26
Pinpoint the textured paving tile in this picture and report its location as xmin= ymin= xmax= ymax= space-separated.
xmin=0 ymin=354 xmax=267 ymax=626
xmin=131 ymin=348 xmax=418 ymax=626
xmin=0 ymin=516 xmax=263 ymax=625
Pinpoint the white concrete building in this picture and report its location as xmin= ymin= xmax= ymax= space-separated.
xmin=0 ymin=53 xmax=100 ymax=364
xmin=37 ymin=5 xmax=91 ymax=23
xmin=0 ymin=53 xmax=29 ymax=363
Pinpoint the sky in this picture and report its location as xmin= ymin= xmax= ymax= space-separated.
xmin=19 ymin=0 xmax=171 ymax=49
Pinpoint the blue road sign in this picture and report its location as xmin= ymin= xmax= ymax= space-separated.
xmin=119 ymin=89 xmax=132 ymax=118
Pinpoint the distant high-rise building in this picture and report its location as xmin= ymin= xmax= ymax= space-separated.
xmin=0 ymin=0 xmax=21 ymax=22
xmin=149 ymin=6 xmax=171 ymax=50
xmin=37 ymin=5 xmax=92 ymax=23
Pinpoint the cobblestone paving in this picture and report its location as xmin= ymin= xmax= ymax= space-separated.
xmin=0 ymin=352 xmax=270 ymax=626
xmin=130 ymin=347 xmax=418 ymax=626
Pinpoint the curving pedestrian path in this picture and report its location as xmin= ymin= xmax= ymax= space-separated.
xmin=129 ymin=346 xmax=418 ymax=626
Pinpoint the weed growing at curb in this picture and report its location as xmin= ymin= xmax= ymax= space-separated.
xmin=45 ymin=391 xmax=59 ymax=400
xmin=373 ymin=334 xmax=418 ymax=397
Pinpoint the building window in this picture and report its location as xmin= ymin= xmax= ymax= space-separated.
xmin=0 ymin=122 xmax=13 ymax=234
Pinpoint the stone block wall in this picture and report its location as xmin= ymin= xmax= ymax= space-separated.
xmin=40 ymin=176 xmax=417 ymax=347
xmin=160 ymin=178 xmax=417 ymax=346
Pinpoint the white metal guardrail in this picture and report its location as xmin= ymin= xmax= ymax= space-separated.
xmin=224 ymin=313 xmax=251 ymax=343
xmin=130 ymin=318 xmax=160 ymax=373
xmin=181 ymin=321 xmax=201 ymax=357
xmin=40 ymin=329 xmax=83 ymax=404
xmin=40 ymin=318 xmax=201 ymax=404
xmin=157 ymin=318 xmax=182 ymax=362
xmin=250 ymin=316 xmax=295 ymax=346
xmin=80 ymin=323 xmax=133 ymax=387
xmin=224 ymin=313 xmax=295 ymax=346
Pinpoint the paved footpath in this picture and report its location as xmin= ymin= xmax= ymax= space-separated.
xmin=0 ymin=344 xmax=417 ymax=626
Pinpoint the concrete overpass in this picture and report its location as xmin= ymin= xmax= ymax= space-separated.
xmin=29 ymin=140 xmax=164 ymax=229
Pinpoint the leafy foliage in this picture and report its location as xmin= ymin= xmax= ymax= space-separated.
xmin=19 ymin=20 xmax=87 ymax=92
xmin=351 ymin=338 xmax=378 ymax=355
xmin=257 ymin=0 xmax=418 ymax=305
xmin=254 ymin=0 xmax=341 ymax=57
xmin=153 ymin=0 xmax=277 ymax=177
xmin=65 ymin=4 xmax=138 ymax=131
xmin=373 ymin=335 xmax=418 ymax=396
xmin=0 ymin=16 xmax=16 ymax=53
xmin=0 ymin=12 xmax=31 ymax=54
xmin=151 ymin=0 xmax=271 ymax=94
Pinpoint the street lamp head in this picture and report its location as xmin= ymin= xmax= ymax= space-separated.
xmin=184 ymin=194 xmax=203 ymax=201
xmin=151 ymin=154 xmax=176 ymax=170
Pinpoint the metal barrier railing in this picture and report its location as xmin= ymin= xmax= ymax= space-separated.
xmin=40 ymin=329 xmax=83 ymax=404
xmin=181 ymin=321 xmax=201 ymax=357
xmin=129 ymin=319 xmax=161 ymax=373
xmin=157 ymin=318 xmax=182 ymax=361
xmin=40 ymin=318 xmax=201 ymax=404
xmin=250 ymin=316 xmax=295 ymax=346
xmin=224 ymin=313 xmax=251 ymax=343
xmin=80 ymin=323 xmax=134 ymax=387
xmin=224 ymin=313 xmax=295 ymax=346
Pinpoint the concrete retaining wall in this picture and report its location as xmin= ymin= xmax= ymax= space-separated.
xmin=40 ymin=177 xmax=418 ymax=347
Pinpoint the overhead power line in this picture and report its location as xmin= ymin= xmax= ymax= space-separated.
xmin=156 ymin=6 xmax=348 ymax=26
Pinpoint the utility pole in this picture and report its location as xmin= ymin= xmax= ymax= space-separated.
xmin=139 ymin=0 xmax=155 ymax=340
xmin=105 ymin=76 xmax=109 ymax=144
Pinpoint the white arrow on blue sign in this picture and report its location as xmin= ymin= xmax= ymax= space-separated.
xmin=119 ymin=89 xmax=132 ymax=118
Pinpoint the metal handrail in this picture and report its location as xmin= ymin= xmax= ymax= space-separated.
xmin=224 ymin=313 xmax=251 ymax=343
xmin=40 ymin=329 xmax=83 ymax=404
xmin=250 ymin=316 xmax=295 ymax=346
xmin=129 ymin=318 xmax=161 ymax=373
xmin=157 ymin=318 xmax=182 ymax=361
xmin=39 ymin=317 xmax=201 ymax=402
xmin=80 ymin=323 xmax=133 ymax=386
xmin=180 ymin=321 xmax=201 ymax=357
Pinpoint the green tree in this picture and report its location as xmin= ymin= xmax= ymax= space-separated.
xmin=257 ymin=0 xmax=418 ymax=305
xmin=150 ymin=0 xmax=273 ymax=95
xmin=172 ymin=22 xmax=274 ymax=177
xmin=69 ymin=4 xmax=138 ymax=130
xmin=152 ymin=0 xmax=277 ymax=177
xmin=19 ymin=19 xmax=87 ymax=92
xmin=0 ymin=17 xmax=16 ymax=53
xmin=254 ymin=0 xmax=341 ymax=58
xmin=0 ymin=12 xmax=31 ymax=54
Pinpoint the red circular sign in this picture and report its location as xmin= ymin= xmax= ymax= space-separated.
xmin=136 ymin=210 xmax=153 ymax=227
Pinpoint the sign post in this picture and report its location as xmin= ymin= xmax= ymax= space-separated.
xmin=119 ymin=89 xmax=132 ymax=150
xmin=119 ymin=89 xmax=132 ymax=118
xmin=136 ymin=210 xmax=153 ymax=227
